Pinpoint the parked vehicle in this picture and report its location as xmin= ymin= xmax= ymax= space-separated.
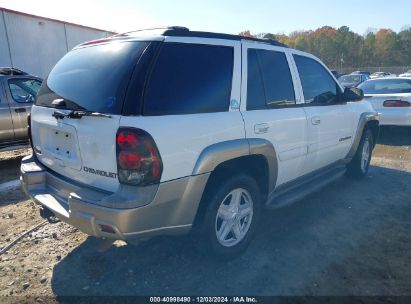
xmin=351 ymin=70 xmax=371 ymax=76
xmin=339 ymin=74 xmax=369 ymax=88
xmin=0 ymin=68 xmax=42 ymax=151
xmin=21 ymin=27 xmax=379 ymax=258
xmin=370 ymin=72 xmax=396 ymax=79
xmin=358 ymin=78 xmax=411 ymax=126
xmin=399 ymin=70 xmax=411 ymax=77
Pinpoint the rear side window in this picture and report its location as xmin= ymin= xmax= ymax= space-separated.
xmin=358 ymin=79 xmax=411 ymax=94
xmin=143 ymin=43 xmax=233 ymax=116
xmin=294 ymin=55 xmax=339 ymax=105
xmin=247 ymin=49 xmax=295 ymax=110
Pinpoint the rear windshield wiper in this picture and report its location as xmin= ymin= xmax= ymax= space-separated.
xmin=52 ymin=110 xmax=112 ymax=120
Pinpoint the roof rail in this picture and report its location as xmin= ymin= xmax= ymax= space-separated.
xmin=0 ymin=67 xmax=28 ymax=76
xmin=113 ymin=26 xmax=189 ymax=37
xmin=100 ymin=26 xmax=288 ymax=48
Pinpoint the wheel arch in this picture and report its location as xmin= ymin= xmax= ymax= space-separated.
xmin=346 ymin=112 xmax=379 ymax=160
xmin=191 ymin=138 xmax=278 ymax=228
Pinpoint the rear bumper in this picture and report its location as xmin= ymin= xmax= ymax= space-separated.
xmin=21 ymin=154 xmax=209 ymax=241
xmin=378 ymin=109 xmax=411 ymax=126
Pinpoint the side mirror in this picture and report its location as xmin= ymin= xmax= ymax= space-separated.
xmin=341 ymin=87 xmax=364 ymax=103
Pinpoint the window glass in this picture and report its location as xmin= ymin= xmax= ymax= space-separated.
xmin=294 ymin=55 xmax=339 ymax=105
xmin=36 ymin=41 xmax=149 ymax=113
xmin=143 ymin=43 xmax=233 ymax=116
xmin=358 ymin=79 xmax=411 ymax=94
xmin=247 ymin=49 xmax=295 ymax=110
xmin=8 ymin=78 xmax=42 ymax=103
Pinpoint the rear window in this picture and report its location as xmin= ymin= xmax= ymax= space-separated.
xmin=143 ymin=43 xmax=233 ymax=116
xmin=358 ymin=79 xmax=411 ymax=94
xmin=340 ymin=75 xmax=361 ymax=83
xmin=36 ymin=41 xmax=150 ymax=114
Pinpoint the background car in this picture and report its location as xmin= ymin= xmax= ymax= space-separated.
xmin=358 ymin=77 xmax=411 ymax=126
xmin=338 ymin=74 xmax=369 ymax=88
xmin=399 ymin=70 xmax=411 ymax=77
xmin=351 ymin=70 xmax=371 ymax=76
xmin=0 ymin=67 xmax=42 ymax=151
xmin=370 ymin=72 xmax=396 ymax=79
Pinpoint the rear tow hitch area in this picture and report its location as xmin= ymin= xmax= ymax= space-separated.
xmin=39 ymin=207 xmax=60 ymax=224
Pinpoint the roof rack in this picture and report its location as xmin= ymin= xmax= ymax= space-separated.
xmin=114 ymin=26 xmax=288 ymax=47
xmin=0 ymin=67 xmax=28 ymax=76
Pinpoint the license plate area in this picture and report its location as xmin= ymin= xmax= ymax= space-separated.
xmin=38 ymin=124 xmax=82 ymax=170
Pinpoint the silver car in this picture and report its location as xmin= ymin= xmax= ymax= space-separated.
xmin=0 ymin=68 xmax=42 ymax=151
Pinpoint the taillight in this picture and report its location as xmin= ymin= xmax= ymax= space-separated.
xmin=116 ymin=128 xmax=163 ymax=186
xmin=383 ymin=100 xmax=411 ymax=107
xmin=27 ymin=113 xmax=33 ymax=148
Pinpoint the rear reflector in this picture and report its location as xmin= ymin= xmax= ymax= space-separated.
xmin=99 ymin=224 xmax=115 ymax=234
xmin=383 ymin=100 xmax=411 ymax=107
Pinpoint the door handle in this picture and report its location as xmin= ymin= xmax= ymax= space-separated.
xmin=15 ymin=108 xmax=26 ymax=113
xmin=311 ymin=116 xmax=321 ymax=125
xmin=254 ymin=123 xmax=269 ymax=134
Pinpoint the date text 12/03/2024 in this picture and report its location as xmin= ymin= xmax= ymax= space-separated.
xmin=149 ymin=297 xmax=258 ymax=303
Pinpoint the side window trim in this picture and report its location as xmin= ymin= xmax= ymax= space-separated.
xmin=285 ymin=50 xmax=304 ymax=104
xmin=163 ymin=37 xmax=241 ymax=112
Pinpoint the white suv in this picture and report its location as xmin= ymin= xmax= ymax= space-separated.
xmin=21 ymin=27 xmax=379 ymax=258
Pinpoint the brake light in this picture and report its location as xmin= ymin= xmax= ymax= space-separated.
xmin=116 ymin=128 xmax=163 ymax=186
xmin=118 ymin=151 xmax=141 ymax=169
xmin=117 ymin=131 xmax=139 ymax=149
xmin=383 ymin=100 xmax=411 ymax=107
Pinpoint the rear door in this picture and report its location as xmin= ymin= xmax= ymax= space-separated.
xmin=6 ymin=77 xmax=42 ymax=140
xmin=240 ymin=42 xmax=308 ymax=187
xmin=0 ymin=79 xmax=15 ymax=143
xmin=291 ymin=53 xmax=356 ymax=175
xmin=31 ymin=40 xmax=153 ymax=192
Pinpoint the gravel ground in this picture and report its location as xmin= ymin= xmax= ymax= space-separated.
xmin=0 ymin=127 xmax=410 ymax=300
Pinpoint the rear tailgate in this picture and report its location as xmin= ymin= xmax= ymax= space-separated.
xmin=31 ymin=105 xmax=121 ymax=192
xmin=30 ymin=40 xmax=156 ymax=192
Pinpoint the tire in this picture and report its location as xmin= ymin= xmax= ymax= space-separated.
xmin=346 ymin=127 xmax=374 ymax=179
xmin=200 ymin=174 xmax=262 ymax=260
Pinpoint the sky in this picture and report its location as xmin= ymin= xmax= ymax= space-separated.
xmin=0 ymin=0 xmax=410 ymax=35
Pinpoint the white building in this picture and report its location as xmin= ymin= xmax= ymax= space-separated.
xmin=0 ymin=7 xmax=115 ymax=78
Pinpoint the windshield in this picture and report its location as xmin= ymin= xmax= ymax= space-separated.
xmin=36 ymin=41 xmax=150 ymax=114
xmin=340 ymin=75 xmax=361 ymax=83
xmin=358 ymin=78 xmax=411 ymax=94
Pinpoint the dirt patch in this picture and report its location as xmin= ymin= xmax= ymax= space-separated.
xmin=0 ymin=130 xmax=410 ymax=298
xmin=0 ymin=148 xmax=31 ymax=184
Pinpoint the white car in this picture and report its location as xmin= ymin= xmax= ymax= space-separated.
xmin=399 ymin=70 xmax=411 ymax=78
xmin=358 ymin=78 xmax=411 ymax=126
xmin=370 ymin=72 xmax=396 ymax=79
xmin=21 ymin=27 xmax=379 ymax=258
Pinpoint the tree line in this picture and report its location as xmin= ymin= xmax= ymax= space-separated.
xmin=239 ymin=26 xmax=411 ymax=69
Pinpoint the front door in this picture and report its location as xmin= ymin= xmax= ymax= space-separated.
xmin=291 ymin=53 xmax=355 ymax=175
xmin=6 ymin=77 xmax=42 ymax=140
xmin=0 ymin=81 xmax=15 ymax=143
